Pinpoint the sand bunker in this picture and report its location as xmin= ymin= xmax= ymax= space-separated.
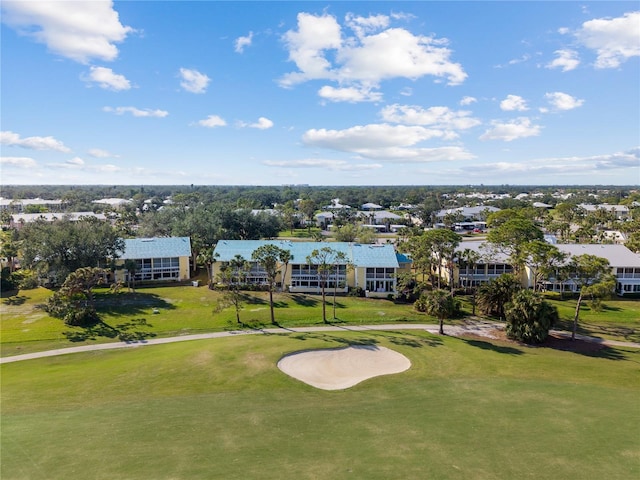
xmin=277 ymin=345 xmax=411 ymax=390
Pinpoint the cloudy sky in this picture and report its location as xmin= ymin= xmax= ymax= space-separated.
xmin=1 ymin=1 xmax=639 ymax=186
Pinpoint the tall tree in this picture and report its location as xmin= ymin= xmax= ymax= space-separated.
xmin=251 ymin=244 xmax=291 ymax=325
xmin=519 ymin=241 xmax=567 ymax=291
xmin=456 ymin=248 xmax=482 ymax=314
xmin=307 ymin=246 xmax=344 ymax=324
xmin=45 ymin=267 xmax=107 ymax=326
xmin=298 ymin=198 xmax=317 ymax=233
xmin=122 ymin=259 xmax=138 ymax=292
xmin=196 ymin=246 xmax=218 ymax=290
xmin=20 ymin=217 xmax=123 ymax=285
xmin=217 ymin=255 xmax=250 ymax=324
xmin=415 ymin=288 xmax=459 ymax=335
xmin=486 ymin=217 xmax=543 ymax=273
xmin=567 ymin=254 xmax=614 ymax=340
xmin=331 ymin=251 xmax=350 ymax=320
xmin=423 ymin=229 xmax=461 ymax=291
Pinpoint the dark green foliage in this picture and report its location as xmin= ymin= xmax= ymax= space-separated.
xmin=20 ymin=217 xmax=122 ymax=286
xmin=45 ymin=267 xmax=106 ymax=326
xmin=476 ymin=274 xmax=522 ymax=320
xmin=505 ymin=289 xmax=558 ymax=344
xmin=415 ymin=288 xmax=461 ymax=334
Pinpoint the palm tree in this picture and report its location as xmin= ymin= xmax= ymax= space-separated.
xmin=196 ymin=246 xmax=218 ymax=290
xmin=307 ymin=246 xmax=342 ymax=324
xmin=476 ymin=274 xmax=522 ymax=320
xmin=456 ymin=248 xmax=481 ymax=314
xmin=252 ymin=244 xmax=291 ymax=325
xmin=123 ymin=259 xmax=138 ymax=292
xmin=418 ymin=289 xmax=458 ymax=335
xmin=504 ymin=289 xmax=559 ymax=344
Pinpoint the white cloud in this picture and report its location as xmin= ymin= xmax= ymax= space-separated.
xmin=197 ymin=115 xmax=227 ymax=128
xmin=0 ymin=130 xmax=71 ymax=152
xmin=235 ymin=31 xmax=253 ymax=53
xmin=479 ymin=117 xmax=542 ymax=142
xmin=88 ymin=148 xmax=118 ymax=158
xmin=83 ymin=66 xmax=131 ymax=91
xmin=302 ymin=124 xmax=474 ymax=162
xmin=103 ymin=106 xmax=169 ymax=117
xmin=460 ymin=96 xmax=477 ymax=106
xmin=1 ymin=0 xmax=132 ymax=63
xmin=66 ymin=157 xmax=85 ymax=166
xmin=1 ymin=156 xmax=37 ymax=168
xmin=345 ymin=13 xmax=390 ymax=38
xmin=336 ymin=27 xmax=467 ymax=86
xmin=400 ymin=87 xmax=413 ymax=96
xmin=462 ymin=147 xmax=640 ymax=177
xmin=544 ymin=92 xmax=584 ymax=111
xmin=263 ymin=158 xmax=382 ymax=171
xmin=380 ymin=104 xmax=481 ymax=131
xmin=280 ymin=12 xmax=467 ymax=92
xmin=179 ymin=68 xmax=210 ymax=94
xmin=575 ymin=11 xmax=640 ymax=68
xmin=318 ymin=85 xmax=382 ymax=103
xmin=500 ymin=94 xmax=528 ymax=111
xmin=280 ymin=13 xmax=342 ymax=87
xmin=546 ymin=49 xmax=580 ymax=72
xmin=239 ymin=117 xmax=274 ymax=129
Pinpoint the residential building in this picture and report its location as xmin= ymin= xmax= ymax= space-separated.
xmin=114 ymin=237 xmax=191 ymax=283
xmin=9 ymin=212 xmax=106 ymax=230
xmin=440 ymin=241 xmax=640 ymax=296
xmin=450 ymin=241 xmax=516 ymax=288
xmin=93 ymin=198 xmax=132 ymax=209
xmin=543 ymin=244 xmax=640 ymax=296
xmin=0 ymin=197 xmax=65 ymax=212
xmin=579 ymin=204 xmax=631 ymax=221
xmin=434 ymin=206 xmax=500 ymax=222
xmin=212 ymin=240 xmax=409 ymax=297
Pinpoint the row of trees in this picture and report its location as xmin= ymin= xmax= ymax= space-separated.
xmin=398 ymin=208 xmax=617 ymax=341
xmin=215 ymin=245 xmax=350 ymax=326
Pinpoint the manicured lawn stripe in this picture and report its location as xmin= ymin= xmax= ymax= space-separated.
xmin=2 ymin=332 xmax=639 ymax=480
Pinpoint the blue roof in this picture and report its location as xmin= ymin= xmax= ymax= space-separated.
xmin=119 ymin=237 xmax=191 ymax=259
xmin=213 ymin=240 xmax=399 ymax=268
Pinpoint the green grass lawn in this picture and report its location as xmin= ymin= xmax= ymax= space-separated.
xmin=0 ymin=286 xmax=427 ymax=357
xmin=2 ymin=331 xmax=639 ymax=479
xmin=2 ymin=285 xmax=639 ymax=357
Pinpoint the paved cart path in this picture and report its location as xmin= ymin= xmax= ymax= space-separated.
xmin=1 ymin=321 xmax=638 ymax=364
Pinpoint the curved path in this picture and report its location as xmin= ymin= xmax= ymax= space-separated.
xmin=1 ymin=321 xmax=639 ymax=364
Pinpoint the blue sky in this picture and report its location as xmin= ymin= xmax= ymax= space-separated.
xmin=1 ymin=1 xmax=639 ymax=186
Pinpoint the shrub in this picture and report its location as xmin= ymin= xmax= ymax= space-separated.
xmin=505 ymin=289 xmax=558 ymax=344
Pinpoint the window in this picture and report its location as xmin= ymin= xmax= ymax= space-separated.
xmin=365 ymin=267 xmax=395 ymax=293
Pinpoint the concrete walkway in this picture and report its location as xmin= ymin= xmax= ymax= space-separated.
xmin=1 ymin=321 xmax=639 ymax=364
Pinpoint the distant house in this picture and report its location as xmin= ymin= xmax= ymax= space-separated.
xmin=93 ymin=198 xmax=132 ymax=209
xmin=360 ymin=202 xmax=383 ymax=211
xmin=315 ymin=210 xmax=402 ymax=231
xmin=9 ymin=212 xmax=106 ymax=230
xmin=114 ymin=237 xmax=191 ymax=283
xmin=0 ymin=197 xmax=64 ymax=212
xmin=579 ymin=204 xmax=631 ymax=221
xmin=212 ymin=240 xmax=409 ymax=297
xmin=434 ymin=206 xmax=500 ymax=222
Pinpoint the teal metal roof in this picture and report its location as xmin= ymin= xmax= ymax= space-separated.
xmin=119 ymin=237 xmax=191 ymax=260
xmin=213 ymin=240 xmax=399 ymax=268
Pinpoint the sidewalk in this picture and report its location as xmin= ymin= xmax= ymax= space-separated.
xmin=2 ymin=321 xmax=638 ymax=364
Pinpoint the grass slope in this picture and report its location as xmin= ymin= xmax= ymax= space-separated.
xmin=2 ymin=331 xmax=639 ymax=480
